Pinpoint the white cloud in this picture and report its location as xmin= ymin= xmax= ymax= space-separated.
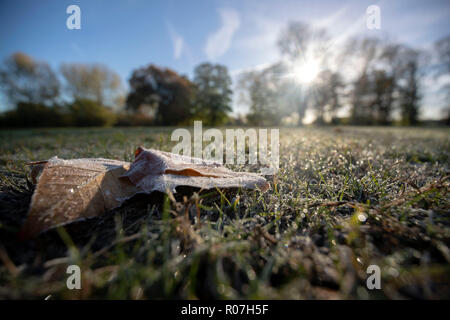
xmin=167 ymin=23 xmax=185 ymax=60
xmin=230 ymin=61 xmax=274 ymax=77
xmin=311 ymin=6 xmax=348 ymax=30
xmin=205 ymin=8 xmax=240 ymax=60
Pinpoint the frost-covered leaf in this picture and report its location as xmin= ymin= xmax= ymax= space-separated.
xmin=20 ymin=148 xmax=269 ymax=239
xmin=19 ymin=157 xmax=138 ymax=239
xmin=124 ymin=147 xmax=269 ymax=193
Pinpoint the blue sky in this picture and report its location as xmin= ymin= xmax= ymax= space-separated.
xmin=0 ymin=0 xmax=449 ymax=118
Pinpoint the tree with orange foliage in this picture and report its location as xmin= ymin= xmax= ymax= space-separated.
xmin=126 ymin=65 xmax=194 ymax=125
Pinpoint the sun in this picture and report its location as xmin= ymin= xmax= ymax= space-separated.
xmin=291 ymin=59 xmax=320 ymax=84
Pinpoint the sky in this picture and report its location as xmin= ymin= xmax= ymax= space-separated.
xmin=0 ymin=0 xmax=449 ymax=119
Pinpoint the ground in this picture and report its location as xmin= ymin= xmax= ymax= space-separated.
xmin=0 ymin=126 xmax=449 ymax=299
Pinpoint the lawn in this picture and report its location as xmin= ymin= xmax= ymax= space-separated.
xmin=0 ymin=126 xmax=449 ymax=299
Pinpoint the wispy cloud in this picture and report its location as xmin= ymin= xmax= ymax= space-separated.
xmin=230 ymin=61 xmax=274 ymax=77
xmin=205 ymin=8 xmax=240 ymax=60
xmin=311 ymin=6 xmax=348 ymax=29
xmin=167 ymin=23 xmax=185 ymax=60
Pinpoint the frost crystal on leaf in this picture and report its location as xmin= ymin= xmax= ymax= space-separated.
xmin=19 ymin=147 xmax=269 ymax=239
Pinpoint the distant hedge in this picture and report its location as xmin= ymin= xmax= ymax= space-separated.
xmin=0 ymin=99 xmax=117 ymax=128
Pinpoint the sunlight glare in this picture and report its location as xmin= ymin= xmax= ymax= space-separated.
xmin=292 ymin=59 xmax=320 ymax=84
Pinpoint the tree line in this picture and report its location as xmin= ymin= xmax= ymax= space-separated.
xmin=241 ymin=22 xmax=450 ymax=126
xmin=0 ymin=52 xmax=233 ymax=127
xmin=0 ymin=21 xmax=449 ymax=128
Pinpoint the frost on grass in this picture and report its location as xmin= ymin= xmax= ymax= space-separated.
xmin=0 ymin=127 xmax=448 ymax=299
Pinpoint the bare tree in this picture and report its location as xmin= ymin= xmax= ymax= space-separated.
xmin=239 ymin=69 xmax=279 ymax=126
xmin=434 ymin=35 xmax=450 ymax=124
xmin=347 ymin=37 xmax=383 ymax=124
xmin=434 ymin=35 xmax=450 ymax=75
xmin=238 ymin=63 xmax=290 ymax=126
xmin=277 ymin=21 xmax=329 ymax=61
xmin=277 ymin=21 xmax=330 ymax=124
xmin=397 ymin=48 xmax=424 ymax=125
xmin=311 ymin=70 xmax=344 ymax=124
xmin=345 ymin=38 xmax=422 ymax=125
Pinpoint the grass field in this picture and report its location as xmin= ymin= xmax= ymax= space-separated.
xmin=0 ymin=126 xmax=449 ymax=299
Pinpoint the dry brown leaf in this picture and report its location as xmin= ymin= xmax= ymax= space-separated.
xmin=20 ymin=148 xmax=269 ymax=239
xmin=19 ymin=157 xmax=138 ymax=240
xmin=124 ymin=147 xmax=270 ymax=193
